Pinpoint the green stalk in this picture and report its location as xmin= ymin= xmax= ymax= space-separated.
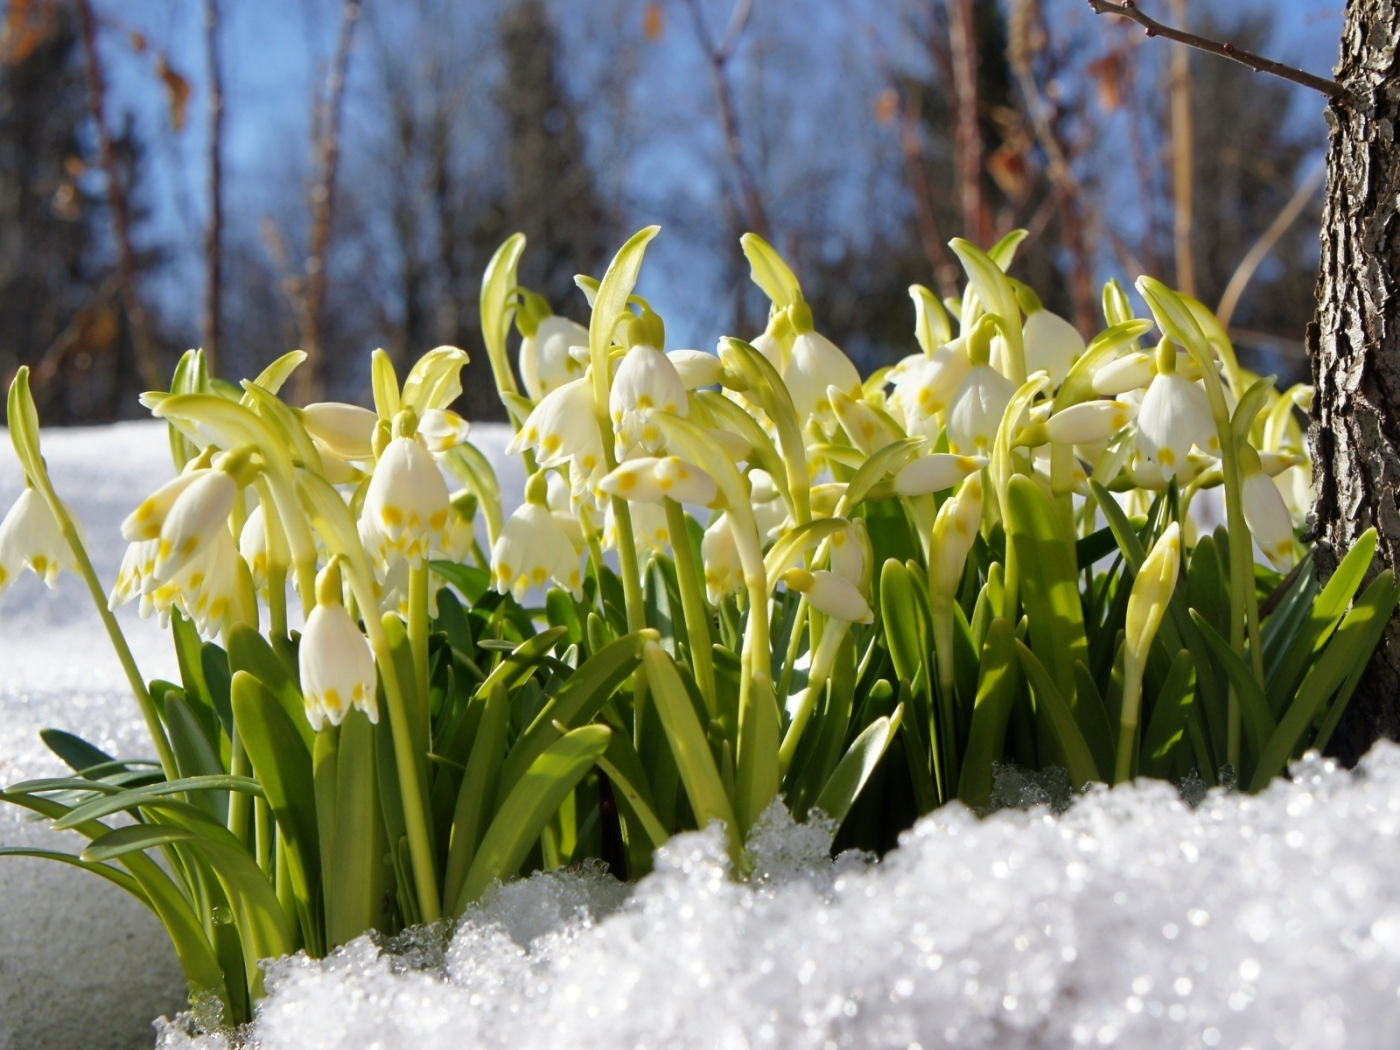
xmin=1116 ymin=656 xmax=1144 ymax=784
xmin=664 ymin=497 xmax=716 ymax=717
xmin=408 ymin=563 xmax=431 ymax=717
xmin=228 ymin=728 xmax=251 ymax=846
xmin=777 ymin=620 xmax=848 ymax=775
xmin=776 ymin=599 xmax=809 ymax=705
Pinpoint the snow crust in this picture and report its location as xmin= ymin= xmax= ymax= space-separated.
xmin=152 ymin=749 xmax=1400 ymax=1050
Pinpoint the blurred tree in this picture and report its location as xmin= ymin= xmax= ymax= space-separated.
xmin=0 ymin=8 xmax=147 ymax=423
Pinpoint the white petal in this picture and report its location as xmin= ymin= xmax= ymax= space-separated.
xmin=946 ymin=366 xmax=1016 ymax=454
xmin=1045 ymin=400 xmax=1137 ymax=445
xmin=893 ymin=454 xmax=987 ymax=496
xmin=1023 ymin=310 xmax=1084 ymax=387
xmin=667 ymin=349 xmax=723 ymax=389
xmin=155 ymin=470 xmax=238 ymax=579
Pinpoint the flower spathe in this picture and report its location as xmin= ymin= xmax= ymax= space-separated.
xmin=0 ymin=488 xmax=75 ymax=595
xmin=300 ymin=561 xmax=378 ymax=730
xmin=361 ymin=433 xmax=450 ymax=571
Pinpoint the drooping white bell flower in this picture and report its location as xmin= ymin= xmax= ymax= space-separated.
xmin=1135 ymin=348 xmax=1218 ymax=479
xmin=829 ymin=387 xmax=897 ymax=455
xmin=520 ymin=313 xmax=589 ymax=402
xmin=508 ymin=377 xmax=603 ymax=470
xmin=892 ymin=454 xmax=988 ymax=497
xmin=109 ymin=538 xmax=158 ymax=616
xmin=1092 ymin=352 xmax=1157 ymax=397
xmin=416 ymin=409 xmax=472 ymax=454
xmin=0 ymin=488 xmax=76 ymax=595
xmin=780 ymin=301 xmax=860 ymax=436
xmin=597 ymin=456 xmax=718 ymax=506
xmin=667 ymin=349 xmax=724 ymax=390
xmin=828 ymin=519 xmax=869 ymax=589
xmin=887 ymin=340 xmax=971 ymax=439
xmin=1045 ymin=400 xmax=1138 ymax=445
xmin=946 ymin=320 xmax=1017 ymax=455
xmin=300 ymin=560 xmax=378 ymax=730
xmin=150 ymin=468 xmax=240 ymax=580
xmin=782 ymin=567 xmax=874 ymax=624
xmin=702 ymin=514 xmax=742 ymax=605
xmin=239 ymin=503 xmax=269 ymax=594
xmin=1239 ymin=447 xmax=1295 ymax=571
xmin=301 ymin=402 xmax=379 ymax=461
xmin=491 ymin=474 xmax=583 ymax=601
xmin=361 ymin=427 xmax=451 ymax=570
xmin=1022 ymin=309 xmax=1085 ymax=388
xmin=749 ymin=468 xmax=788 ymax=544
xmin=170 ymin=526 xmax=242 ymax=638
xmin=610 ymin=341 xmax=688 ymax=457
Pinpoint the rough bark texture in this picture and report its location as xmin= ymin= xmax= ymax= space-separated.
xmin=1309 ymin=0 xmax=1400 ymax=764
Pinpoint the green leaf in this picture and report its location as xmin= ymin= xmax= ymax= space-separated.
xmin=740 ymin=232 xmax=803 ymax=307
xmin=1075 ymin=526 xmax=1121 ymax=569
xmin=1055 ymin=320 xmax=1155 ymax=410
xmin=1140 ymin=650 xmax=1197 ymax=778
xmin=165 ymin=695 xmax=227 ymax=819
xmin=456 ymin=725 xmax=612 ymax=911
xmin=595 ymin=729 xmax=670 ymax=850
xmin=642 ymin=641 xmax=739 ymax=848
xmin=230 ymin=671 xmax=320 ymax=918
xmin=1189 ymin=609 xmax=1276 ymax=766
xmin=1250 ymin=571 xmax=1400 ymax=791
xmin=1231 ymin=375 xmax=1276 ymax=442
xmin=430 ymin=560 xmax=491 ymax=605
xmin=475 ymin=626 xmax=568 ymax=704
xmin=52 ymin=776 xmax=263 ymax=830
xmin=479 ymin=233 xmax=526 ymax=383
xmin=880 ymin=559 xmax=930 ymax=688
xmin=957 ymin=618 xmax=1019 ymax=810
xmin=327 ymin=708 xmax=389 ymax=946
xmin=38 ymin=729 xmax=118 ymax=778
xmin=763 ymin=518 xmax=852 ymax=586
xmin=589 ymin=227 xmax=661 ymax=370
xmin=988 ymin=228 xmax=1029 ymax=269
xmin=910 ymin=285 xmax=951 ymax=352
xmin=1071 ymin=660 xmax=1117 ymax=779
xmin=442 ymin=681 xmax=510 ymax=911
xmin=249 ymin=350 xmax=306 ymax=396
xmin=813 ymin=705 xmax=904 ymax=824
xmin=1015 ymin=641 xmax=1101 ymax=789
xmin=81 ymin=822 xmax=196 ymax=863
xmin=0 ymin=847 xmax=149 ymax=903
xmin=227 ymin=624 xmax=312 ymax=755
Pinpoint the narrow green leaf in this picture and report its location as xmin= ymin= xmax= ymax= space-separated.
xmin=1015 ymin=641 xmax=1101 ymax=788
xmin=227 ymin=624 xmax=312 ymax=754
xmin=443 ymin=681 xmax=510 ymax=911
xmin=740 ymin=232 xmax=803 ymax=307
xmin=814 ymin=705 xmax=904 ymax=824
xmin=1140 ymin=650 xmax=1197 ymax=778
xmin=52 ymin=776 xmax=263 ymax=830
xmin=1189 ymin=609 xmax=1276 ymax=764
xmin=958 ymin=618 xmax=1019 ymax=810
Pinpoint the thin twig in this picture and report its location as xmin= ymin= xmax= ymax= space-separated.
xmin=202 ymin=0 xmax=225 ymax=376
xmin=682 ymin=0 xmax=770 ymax=241
xmin=1166 ymin=0 xmax=1194 ymax=297
xmin=1216 ymin=161 xmax=1325 ymax=330
xmin=1086 ymin=0 xmax=1348 ymax=101
xmin=294 ymin=0 xmax=361 ymax=405
xmin=74 ymin=0 xmax=163 ymax=391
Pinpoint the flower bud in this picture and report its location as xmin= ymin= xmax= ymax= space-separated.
xmin=782 ymin=567 xmax=874 ymax=624
xmin=1044 ymin=400 xmax=1138 ymax=445
xmin=1125 ymin=523 xmax=1181 ymax=664
xmin=892 ymin=454 xmax=987 ymax=497
xmin=929 ymin=473 xmax=982 ymax=599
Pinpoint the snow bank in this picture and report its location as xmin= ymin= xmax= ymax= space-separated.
xmin=155 ymin=748 xmax=1400 ymax=1050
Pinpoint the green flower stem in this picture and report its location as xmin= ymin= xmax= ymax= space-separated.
xmin=1115 ymin=656 xmax=1144 ymax=784
xmin=776 ymin=598 xmax=809 ymax=705
xmin=32 ymin=472 xmax=180 ymax=783
xmin=255 ymin=795 xmax=273 ymax=877
xmin=228 ymin=728 xmax=252 ymax=846
xmin=777 ymin=619 xmax=848 ymax=776
xmin=663 ymin=497 xmax=716 ymax=718
xmin=409 ymin=563 xmax=431 ymax=717
xmin=267 ymin=565 xmax=289 ymax=640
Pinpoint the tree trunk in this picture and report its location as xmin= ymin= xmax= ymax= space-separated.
xmin=1308 ymin=0 xmax=1400 ymax=764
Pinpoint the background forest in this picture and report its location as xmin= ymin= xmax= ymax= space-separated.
xmin=0 ymin=0 xmax=1336 ymax=423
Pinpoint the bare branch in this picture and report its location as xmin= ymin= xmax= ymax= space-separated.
xmin=681 ymin=0 xmax=771 ymax=241
xmin=1216 ymin=162 xmax=1325 ymax=330
xmin=294 ymin=0 xmax=361 ymax=405
xmin=1086 ymin=0 xmax=1348 ymax=101
xmin=74 ymin=0 xmax=163 ymax=390
xmin=202 ymin=0 xmax=225 ymax=376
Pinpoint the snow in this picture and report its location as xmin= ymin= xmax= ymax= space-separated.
xmin=7 ymin=421 xmax=1400 ymax=1050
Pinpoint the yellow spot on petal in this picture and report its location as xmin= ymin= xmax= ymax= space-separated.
xmin=532 ymin=566 xmax=547 ymax=584
xmin=429 ymin=509 xmax=447 ymax=530
xmin=381 ymin=506 xmax=404 ymax=527
xmin=617 ymin=473 xmax=636 ymax=491
xmin=542 ymin=435 xmax=562 ymax=455
xmin=1158 ymin=447 xmax=1176 ymax=467
xmin=30 ymin=555 xmax=47 ymax=575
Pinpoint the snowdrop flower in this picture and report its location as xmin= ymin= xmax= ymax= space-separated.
xmin=782 ymin=567 xmax=874 ymax=624
xmin=608 ymin=500 xmax=672 ymax=555
xmin=892 ymin=454 xmax=987 ymax=497
xmin=929 ymin=473 xmax=983 ymax=600
xmin=597 ymin=456 xmax=718 ymax=506
xmin=610 ymin=337 xmax=687 ymax=457
xmin=946 ymin=319 xmax=1017 ymax=455
xmin=519 ymin=308 xmax=588 ymax=401
xmin=1125 ymin=523 xmax=1181 ymax=664
xmin=1239 ymin=446 xmax=1295 ymax=570
xmin=783 ymin=301 xmax=860 ymax=435
xmin=0 ymin=488 xmax=75 ymax=595
xmin=830 ymin=387 xmax=897 ymax=455
xmin=752 ymin=309 xmax=793 ymax=374
xmin=127 ymin=448 xmax=252 ymax=581
xmin=887 ymin=341 xmax=971 ymax=438
xmin=361 ymin=420 xmax=450 ymax=570
xmin=239 ymin=503 xmax=269 ymax=593
xmin=508 ymin=377 xmax=603 ymax=471
xmin=301 ymin=402 xmax=379 ymax=461
xmin=702 ymin=514 xmax=742 ymax=604
xmin=1045 ymin=400 xmax=1138 ymax=445
xmin=828 ymin=519 xmax=869 ymax=589
xmin=1022 ymin=308 xmax=1084 ymax=387
xmin=491 ymin=473 xmax=583 ymax=601
xmin=416 ymin=409 xmax=471 ymax=454
xmin=667 ymin=349 xmax=723 ymax=389
xmin=108 ymin=538 xmax=158 ymax=617
xmin=1135 ymin=342 xmax=1218 ymax=479
xmin=300 ymin=559 xmax=378 ymax=730
xmin=171 ymin=526 xmax=241 ymax=638
xmin=1092 ymin=352 xmax=1157 ymax=397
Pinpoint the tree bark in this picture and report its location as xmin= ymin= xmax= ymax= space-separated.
xmin=1308 ymin=0 xmax=1400 ymax=764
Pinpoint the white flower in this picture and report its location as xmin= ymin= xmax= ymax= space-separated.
xmin=171 ymin=526 xmax=241 ymax=638
xmin=752 ymin=328 xmax=789 ymax=374
xmin=361 ymin=436 xmax=450 ymax=570
xmin=828 ymin=520 xmax=868 ymax=588
xmin=702 ymin=514 xmax=742 ymax=604
xmin=109 ymin=538 xmax=158 ymax=615
xmin=151 ymin=469 xmax=239 ymax=580
xmin=782 ymin=567 xmax=873 ymax=624
xmin=121 ymin=470 xmax=204 ymax=542
xmin=1135 ymin=372 xmax=1218 ymax=478
xmin=1092 ymin=352 xmax=1156 ymax=396
xmin=491 ymin=502 xmax=583 ymax=601
xmin=300 ymin=562 xmax=378 ymax=730
xmin=1045 ymin=400 xmax=1138 ymax=445
xmin=946 ymin=365 xmax=1016 ymax=454
xmin=302 ymin=402 xmax=378 ymax=461
xmin=603 ymin=499 xmax=673 ymax=555
xmin=239 ymin=503 xmax=269 ymax=593
xmin=929 ymin=473 xmax=982 ymax=599
xmin=597 ymin=456 xmax=718 ymax=506
xmin=610 ymin=343 xmax=688 ymax=456
xmin=0 ymin=489 xmax=75 ymax=594
xmin=667 ymin=349 xmax=723 ymax=389
xmin=887 ymin=341 xmax=970 ymax=437
xmin=1241 ymin=456 xmax=1295 ymax=570
xmin=892 ymin=454 xmax=987 ymax=497
xmin=1022 ymin=309 xmax=1084 ymax=387
xmin=830 ymin=388 xmax=896 ymax=455
xmin=417 ymin=409 xmax=471 ymax=454
xmin=508 ymin=377 xmax=603 ymax=471
xmin=784 ymin=329 xmax=860 ymax=435
xmin=749 ymin=469 xmax=787 ymax=543
xmin=520 ymin=314 xmax=588 ymax=401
